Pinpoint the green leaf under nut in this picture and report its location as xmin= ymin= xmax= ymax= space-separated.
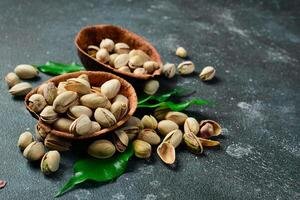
xmin=36 ymin=61 xmax=85 ymax=75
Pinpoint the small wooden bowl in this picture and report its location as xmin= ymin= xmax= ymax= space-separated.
xmin=75 ymin=24 xmax=162 ymax=80
xmin=24 ymin=71 xmax=137 ymax=140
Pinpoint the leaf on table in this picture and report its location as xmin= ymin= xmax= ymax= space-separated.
xmin=36 ymin=61 xmax=85 ymax=75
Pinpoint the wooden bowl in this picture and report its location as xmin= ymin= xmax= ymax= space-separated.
xmin=24 ymin=71 xmax=137 ymax=140
xmin=75 ymin=24 xmax=162 ymax=80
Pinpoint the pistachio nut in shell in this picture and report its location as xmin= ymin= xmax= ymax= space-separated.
xmin=137 ymin=129 xmax=161 ymax=145
xmin=114 ymin=54 xmax=129 ymax=69
xmin=199 ymin=120 xmax=221 ymax=138
xmin=157 ymin=142 xmax=175 ymax=165
xmin=17 ymin=131 xmax=33 ymax=150
xmin=5 ymin=72 xmax=20 ymax=87
xmin=114 ymin=130 xmax=129 ymax=152
xmin=88 ymin=139 xmax=116 ymax=159
xmin=132 ymin=140 xmax=151 ymax=159
xmin=183 ymin=132 xmax=203 ymax=154
xmin=23 ymin=141 xmax=45 ymax=161
xmin=57 ymin=81 xmax=67 ymax=95
xmin=101 ymin=79 xmax=121 ymax=99
xmin=129 ymin=49 xmax=150 ymax=61
xmin=94 ymin=108 xmax=117 ymax=128
xmin=165 ymin=111 xmax=188 ymax=126
xmin=129 ymin=55 xmax=147 ymax=69
xmin=40 ymin=150 xmax=60 ymax=175
xmin=42 ymin=82 xmax=57 ymax=105
xmin=118 ymin=126 xmax=140 ymax=141
xmin=133 ymin=68 xmax=147 ymax=75
xmin=44 ymin=134 xmax=71 ymax=152
xmin=69 ymin=115 xmax=92 ymax=136
xmin=163 ymin=129 xmax=183 ymax=148
xmin=100 ymin=38 xmax=115 ymax=52
xmin=35 ymin=123 xmax=51 ymax=141
xmin=110 ymin=101 xmax=128 ymax=121
xmin=87 ymin=45 xmax=99 ymax=57
xmin=199 ymin=66 xmax=216 ymax=81
xmin=154 ymin=106 xmax=171 ymax=121
xmin=53 ymin=118 xmax=73 ymax=132
xmin=67 ymin=105 xmax=93 ymax=120
xmin=184 ymin=117 xmax=200 ymax=135
xmin=53 ymin=91 xmax=78 ymax=113
xmin=65 ymin=78 xmax=91 ymax=95
xmin=114 ymin=43 xmax=130 ymax=54
xmin=80 ymin=93 xmax=110 ymax=109
xmin=88 ymin=121 xmax=101 ymax=134
xmin=143 ymin=80 xmax=159 ymax=95
xmin=199 ymin=138 xmax=220 ymax=147
xmin=176 ymin=47 xmax=187 ymax=58
xmin=14 ymin=64 xmax=38 ymax=79
xmin=40 ymin=106 xmax=58 ymax=124
xmin=157 ymin=120 xmax=179 ymax=136
xmin=162 ymin=63 xmax=176 ymax=79
xmin=118 ymin=66 xmax=131 ymax=73
xmin=9 ymin=82 xmax=32 ymax=96
xmin=125 ymin=116 xmax=144 ymax=130
xmin=96 ymin=48 xmax=110 ymax=63
xmin=28 ymin=94 xmax=47 ymax=113
xmin=113 ymin=94 xmax=129 ymax=106
xmin=141 ymin=115 xmax=157 ymax=129
xmin=177 ymin=61 xmax=195 ymax=75
xmin=143 ymin=61 xmax=159 ymax=74
xmin=109 ymin=53 xmax=119 ymax=66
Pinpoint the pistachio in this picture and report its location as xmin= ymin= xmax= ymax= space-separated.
xmin=133 ymin=68 xmax=147 ymax=75
xmin=199 ymin=138 xmax=220 ymax=147
xmin=118 ymin=126 xmax=140 ymax=140
xmin=178 ymin=61 xmax=195 ymax=75
xmin=114 ymin=130 xmax=129 ymax=152
xmin=129 ymin=49 xmax=150 ymax=61
xmin=157 ymin=120 xmax=179 ymax=136
xmin=110 ymin=101 xmax=128 ymax=121
xmin=114 ymin=43 xmax=130 ymax=54
xmin=153 ymin=106 xmax=171 ymax=121
xmin=88 ymin=121 xmax=101 ymax=134
xmin=109 ymin=53 xmax=119 ymax=66
xmin=114 ymin=54 xmax=129 ymax=69
xmin=14 ymin=64 xmax=38 ymax=79
xmin=125 ymin=116 xmax=144 ymax=130
xmin=129 ymin=55 xmax=147 ymax=69
xmin=53 ymin=118 xmax=73 ymax=132
xmin=23 ymin=141 xmax=45 ymax=161
xmin=78 ymin=74 xmax=89 ymax=82
xmin=91 ymin=86 xmax=101 ymax=94
xmin=113 ymin=94 xmax=129 ymax=106
xmin=9 ymin=82 xmax=32 ymax=96
xmin=137 ymin=129 xmax=161 ymax=145
xmin=67 ymin=105 xmax=93 ymax=120
xmin=40 ymin=150 xmax=60 ymax=175
xmin=165 ymin=111 xmax=188 ymax=126
xmin=94 ymin=108 xmax=117 ymax=128
xmin=199 ymin=120 xmax=221 ymax=138
xmin=100 ymin=79 xmax=121 ymax=99
xmin=141 ymin=115 xmax=158 ymax=129
xmin=80 ymin=93 xmax=110 ymax=109
xmin=87 ymin=45 xmax=100 ymax=57
xmin=35 ymin=123 xmax=51 ymax=141
xmin=143 ymin=61 xmax=159 ymax=74
xmin=162 ymin=63 xmax=176 ymax=78
xmin=87 ymin=139 xmax=116 ymax=159
xmin=57 ymin=81 xmax=67 ymax=95
xmin=199 ymin=66 xmax=216 ymax=81
xmin=96 ymin=48 xmax=110 ymax=63
xmin=184 ymin=117 xmax=200 ymax=135
xmin=5 ymin=72 xmax=20 ymax=87
xmin=17 ymin=131 xmax=33 ymax=150
xmin=176 ymin=47 xmax=187 ymax=58
xmin=143 ymin=80 xmax=159 ymax=95
xmin=65 ymin=78 xmax=91 ymax=95
xmin=118 ymin=66 xmax=131 ymax=73
xmin=157 ymin=142 xmax=175 ymax=164
xmin=40 ymin=106 xmax=58 ymax=124
xmin=162 ymin=129 xmax=183 ymax=148
xmin=41 ymin=82 xmax=57 ymax=105
xmin=53 ymin=91 xmax=78 ymax=113
xmin=132 ymin=140 xmax=151 ymax=159
xmin=44 ymin=134 xmax=71 ymax=151
xmin=69 ymin=115 xmax=92 ymax=136
xmin=28 ymin=94 xmax=47 ymax=113
xmin=100 ymin=38 xmax=115 ymax=52
xmin=183 ymin=132 xmax=203 ymax=154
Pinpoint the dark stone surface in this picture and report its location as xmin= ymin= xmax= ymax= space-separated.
xmin=0 ymin=0 xmax=299 ymax=199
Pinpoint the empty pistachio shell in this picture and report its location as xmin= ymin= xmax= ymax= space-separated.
xmin=67 ymin=105 xmax=93 ymax=120
xmin=88 ymin=121 xmax=101 ymax=134
xmin=154 ymin=106 xmax=171 ymax=121
xmin=40 ymin=106 xmax=58 ymax=124
xmin=28 ymin=94 xmax=47 ymax=113
xmin=65 ymin=78 xmax=91 ymax=95
xmin=96 ymin=48 xmax=110 ymax=63
xmin=23 ymin=141 xmax=45 ymax=161
xmin=14 ymin=64 xmax=38 ymax=79
xmin=157 ymin=142 xmax=175 ymax=164
xmin=80 ymin=93 xmax=110 ymax=109
xmin=118 ymin=66 xmax=131 ymax=73
xmin=40 ymin=150 xmax=60 ymax=175
xmin=157 ymin=120 xmax=179 ymax=136
xmin=163 ymin=129 xmax=183 ymax=148
xmin=184 ymin=117 xmax=200 ymax=135
xmin=17 ymin=131 xmax=33 ymax=150
xmin=9 ymin=82 xmax=32 ymax=96
xmin=114 ymin=43 xmax=130 ymax=54
xmin=114 ymin=130 xmax=129 ymax=152
xmin=41 ymin=82 xmax=57 ymax=105
xmin=109 ymin=53 xmax=119 ymax=66
xmin=125 ymin=116 xmax=144 ymax=130
xmin=199 ymin=66 xmax=216 ymax=81
xmin=101 ymin=79 xmax=121 ymax=99
xmin=118 ymin=126 xmax=140 ymax=140
xmin=5 ymin=72 xmax=20 ymax=87
xmin=165 ymin=111 xmax=188 ymax=126
xmin=133 ymin=140 xmax=152 ymax=159
xmin=53 ymin=118 xmax=73 ymax=132
xmin=141 ymin=115 xmax=158 ymax=129
xmin=183 ymin=132 xmax=203 ymax=154
xmin=114 ymin=54 xmax=129 ymax=69
xmin=69 ymin=115 xmax=92 ymax=136
xmin=199 ymin=138 xmax=220 ymax=147
xmin=88 ymin=139 xmax=116 ymax=159
xmin=53 ymin=91 xmax=78 ymax=113
xmin=44 ymin=134 xmax=71 ymax=152
xmin=143 ymin=61 xmax=159 ymax=74
xmin=100 ymin=38 xmax=115 ymax=52
xmin=94 ymin=108 xmax=117 ymax=128
xmin=199 ymin=120 xmax=221 ymax=138
xmin=113 ymin=94 xmax=129 ymax=105
xmin=178 ymin=61 xmax=195 ymax=75
xmin=176 ymin=47 xmax=187 ymax=58
xmin=143 ymin=80 xmax=159 ymax=95
xmin=138 ymin=129 xmax=161 ymax=145
xmin=110 ymin=101 xmax=128 ymax=121
xmin=162 ymin=63 xmax=176 ymax=78
xmin=87 ymin=45 xmax=99 ymax=57
xmin=133 ymin=68 xmax=147 ymax=75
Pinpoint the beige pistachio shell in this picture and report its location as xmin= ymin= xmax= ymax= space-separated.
xmin=17 ymin=131 xmax=33 ymax=150
xmin=44 ymin=134 xmax=71 ymax=152
xmin=157 ymin=142 xmax=175 ymax=165
xmin=88 ymin=121 xmax=101 ymax=134
xmin=133 ymin=139 xmax=151 ymax=159
xmin=113 ymin=94 xmax=129 ymax=106
xmin=178 ymin=61 xmax=195 ymax=75
xmin=87 ymin=45 xmax=99 ymax=57
xmin=5 ymin=72 xmax=20 ymax=87
xmin=129 ymin=49 xmax=150 ymax=61
xmin=165 ymin=111 xmax=188 ymax=126
xmin=53 ymin=91 xmax=78 ymax=113
xmin=80 ymin=93 xmax=110 ymax=109
xmin=65 ymin=78 xmax=91 ymax=95
xmin=9 ymin=82 xmax=32 ymax=96
xmin=141 ymin=115 xmax=158 ymax=129
xmin=67 ymin=105 xmax=93 ymax=120
xmin=137 ymin=129 xmax=161 ymax=145
xmin=163 ymin=129 xmax=183 ymax=148
xmin=199 ymin=66 xmax=216 ymax=81
xmin=114 ymin=54 xmax=129 ymax=69
xmin=94 ymin=108 xmax=117 ymax=128
xmin=23 ymin=141 xmax=45 ymax=161
xmin=28 ymin=94 xmax=47 ymax=113
xmin=110 ymin=101 xmax=128 ymax=121
xmin=199 ymin=138 xmax=220 ymax=147
xmin=184 ymin=117 xmax=200 ymax=135
xmin=57 ymin=81 xmax=67 ymax=95
xmin=35 ymin=123 xmax=51 ymax=141
xmin=100 ymin=38 xmax=115 ymax=52
xmin=53 ymin=118 xmax=73 ymax=132
xmin=100 ymin=79 xmax=121 ymax=99
xmin=88 ymin=139 xmax=116 ymax=159
xmin=129 ymin=55 xmax=147 ymax=69
xmin=109 ymin=53 xmax=119 ymax=66
xmin=157 ymin=120 xmax=179 ymax=136
xmin=41 ymin=82 xmax=57 ymax=105
xmin=69 ymin=115 xmax=92 ymax=136
xmin=199 ymin=120 xmax=221 ymax=138
xmin=183 ymin=132 xmax=203 ymax=154
xmin=40 ymin=106 xmax=58 ymax=124
xmin=143 ymin=61 xmax=159 ymax=74
xmin=40 ymin=150 xmax=60 ymax=175
xmin=162 ymin=63 xmax=176 ymax=78
xmin=118 ymin=126 xmax=140 ymax=141
xmin=143 ymin=80 xmax=159 ymax=95
xmin=14 ymin=64 xmax=38 ymax=79
xmin=154 ymin=106 xmax=171 ymax=121
xmin=124 ymin=116 xmax=144 ymax=130
xmin=114 ymin=130 xmax=129 ymax=152
xmin=114 ymin=43 xmax=130 ymax=54
xmin=133 ymin=68 xmax=147 ymax=75
xmin=118 ymin=66 xmax=131 ymax=73
xmin=96 ymin=48 xmax=110 ymax=63
xmin=176 ymin=47 xmax=187 ymax=58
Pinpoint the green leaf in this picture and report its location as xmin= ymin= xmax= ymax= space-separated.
xmin=55 ymin=144 xmax=134 ymax=197
xmin=35 ymin=61 xmax=85 ymax=75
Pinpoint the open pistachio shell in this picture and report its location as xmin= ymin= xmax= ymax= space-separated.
xmin=65 ymin=78 xmax=91 ymax=95
xmin=157 ymin=142 xmax=175 ymax=165
xmin=183 ymin=132 xmax=203 ymax=154
xmin=163 ymin=129 xmax=183 ymax=148
xmin=113 ymin=130 xmax=129 ymax=152
xmin=199 ymin=120 xmax=222 ymax=138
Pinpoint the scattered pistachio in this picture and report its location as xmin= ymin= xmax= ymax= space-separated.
xmin=178 ymin=61 xmax=195 ymax=75
xmin=138 ymin=129 xmax=161 ymax=145
xmin=5 ymin=72 xmax=20 ymax=87
xmin=162 ymin=129 xmax=183 ymax=148
xmin=118 ymin=126 xmax=140 ymax=141
xmin=199 ymin=138 xmax=220 ymax=147
xmin=162 ymin=63 xmax=176 ymax=78
xmin=9 ymin=82 xmax=32 ymax=96
xmin=143 ymin=80 xmax=159 ymax=95
xmin=157 ymin=142 xmax=175 ymax=165
xmin=133 ymin=139 xmax=152 ymax=159
xmin=114 ymin=130 xmax=129 ymax=152
xmin=125 ymin=116 xmax=144 ymax=130
xmin=14 ymin=64 xmax=38 ymax=79
xmin=199 ymin=120 xmax=221 ymax=138
xmin=183 ymin=132 xmax=203 ymax=154
xmin=40 ymin=150 xmax=60 ymax=175
xmin=176 ymin=47 xmax=187 ymax=58
xmin=165 ymin=111 xmax=188 ymax=126
xmin=157 ymin=120 xmax=179 ymax=136
xmin=87 ymin=139 xmax=116 ymax=159
xmin=23 ymin=141 xmax=45 ymax=161
xmin=17 ymin=131 xmax=33 ymax=150
xmin=44 ymin=134 xmax=72 ymax=152
xmin=199 ymin=66 xmax=216 ymax=81
xmin=141 ymin=115 xmax=158 ymax=129
xmin=184 ymin=117 xmax=200 ymax=135
xmin=153 ymin=106 xmax=171 ymax=121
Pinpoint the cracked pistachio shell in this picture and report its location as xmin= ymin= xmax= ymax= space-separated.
xmin=154 ymin=106 xmax=171 ymax=121
xmin=114 ymin=130 xmax=129 ymax=152
xmin=100 ymin=79 xmax=121 ymax=99
xmin=114 ymin=43 xmax=130 ymax=54
xmin=163 ymin=129 xmax=183 ymax=148
xmin=53 ymin=118 xmax=73 ymax=132
xmin=114 ymin=54 xmax=129 ymax=69
xmin=199 ymin=120 xmax=221 ymax=138
xmin=125 ymin=116 xmax=144 ymax=130
xmin=96 ymin=48 xmax=110 ymax=63
xmin=143 ymin=61 xmax=160 ymax=74
xmin=137 ymin=129 xmax=161 ymax=145
xmin=100 ymin=38 xmax=115 ymax=52
xmin=14 ymin=64 xmax=38 ymax=79
xmin=178 ymin=61 xmax=195 ymax=75
xmin=183 ymin=132 xmax=203 ymax=154
xmin=175 ymin=47 xmax=187 ymax=58
xmin=141 ymin=115 xmax=157 ymax=129
xmin=129 ymin=49 xmax=150 ymax=60
xmin=94 ymin=108 xmax=117 ymax=128
xmin=109 ymin=53 xmax=119 ymax=66
xmin=157 ymin=120 xmax=179 ymax=136
xmin=35 ymin=123 xmax=51 ymax=141
xmin=88 ymin=121 xmax=101 ymax=134
xmin=129 ymin=55 xmax=147 ymax=69
xmin=40 ymin=106 xmax=58 ymax=124
xmin=184 ymin=117 xmax=200 ymax=135
xmin=53 ymin=91 xmax=78 ymax=113
xmin=69 ymin=115 xmax=92 ymax=136
xmin=133 ymin=139 xmax=152 ymax=159
xmin=118 ymin=126 xmax=140 ymax=141
xmin=162 ymin=63 xmax=176 ymax=79
xmin=17 ymin=131 xmax=33 ymax=150
xmin=133 ymin=68 xmax=147 ymax=75
xmin=57 ymin=81 xmax=67 ymax=95
xmin=199 ymin=138 xmax=220 ymax=147
xmin=87 ymin=45 xmax=100 ymax=57
xmin=118 ymin=66 xmax=131 ymax=73
xmin=80 ymin=93 xmax=110 ymax=109
xmin=110 ymin=101 xmax=128 ymax=121
xmin=9 ymin=82 xmax=32 ymax=96
xmin=199 ymin=66 xmax=216 ymax=81
xmin=113 ymin=94 xmax=129 ymax=106
xmin=23 ymin=141 xmax=45 ymax=161
xmin=28 ymin=94 xmax=47 ymax=113
xmin=65 ymin=78 xmax=91 ymax=95
xmin=157 ymin=142 xmax=175 ymax=165
xmin=67 ymin=105 xmax=93 ymax=120
xmin=143 ymin=80 xmax=159 ymax=95
xmin=41 ymin=82 xmax=57 ymax=105
xmin=88 ymin=139 xmax=116 ymax=159
xmin=5 ymin=72 xmax=20 ymax=87
xmin=40 ymin=150 xmax=60 ymax=175
xmin=165 ymin=111 xmax=188 ymax=126
xmin=44 ymin=134 xmax=71 ymax=152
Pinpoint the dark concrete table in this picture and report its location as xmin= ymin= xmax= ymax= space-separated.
xmin=0 ymin=0 xmax=299 ymax=199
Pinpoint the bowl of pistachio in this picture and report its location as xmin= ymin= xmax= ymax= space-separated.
xmin=24 ymin=71 xmax=137 ymax=140
xmin=75 ymin=24 xmax=162 ymax=80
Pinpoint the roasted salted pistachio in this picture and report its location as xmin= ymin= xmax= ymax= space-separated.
xmin=100 ymin=38 xmax=115 ymax=52
xmin=80 ymin=93 xmax=110 ymax=109
xmin=199 ymin=66 xmax=216 ymax=81
xmin=23 ymin=141 xmax=45 ymax=161
xmin=40 ymin=106 xmax=58 ymax=124
xmin=40 ymin=82 xmax=57 ymax=105
xmin=162 ymin=129 xmax=183 ymax=148
xmin=162 ymin=63 xmax=176 ymax=78
xmin=113 ymin=94 xmax=129 ymax=106
xmin=94 ymin=108 xmax=117 ymax=128
xmin=118 ymin=126 xmax=140 ymax=141
xmin=133 ymin=139 xmax=152 ymax=159
xmin=143 ymin=80 xmax=159 ymax=95
xmin=165 ymin=111 xmax=188 ymax=126
xmin=57 ymin=81 xmax=67 ymax=95
xmin=114 ymin=130 xmax=129 ymax=152
xmin=28 ymin=94 xmax=47 ymax=113
xmin=67 ymin=105 xmax=93 ymax=120
xmin=143 ymin=61 xmax=159 ymax=74
xmin=101 ymin=79 xmax=121 ymax=99
xmin=184 ymin=117 xmax=200 ymax=135
xmin=114 ymin=43 xmax=130 ymax=54
xmin=65 ymin=78 xmax=91 ymax=95
xmin=157 ymin=120 xmax=179 ymax=136
xmin=109 ymin=53 xmax=119 ymax=66
xmin=44 ymin=134 xmax=71 ymax=152
xmin=129 ymin=49 xmax=150 ymax=61
xmin=35 ymin=123 xmax=51 ymax=141
xmin=40 ymin=150 xmax=60 ymax=175
xmin=157 ymin=142 xmax=175 ymax=165
xmin=199 ymin=120 xmax=221 ymax=138
xmin=141 ymin=115 xmax=158 ymax=129
xmin=53 ymin=118 xmax=73 ymax=132
xmin=125 ymin=116 xmax=144 ymax=130
xmin=129 ymin=55 xmax=147 ymax=69
xmin=178 ymin=61 xmax=195 ymax=75
xmin=137 ymin=129 xmax=161 ymax=145
xmin=88 ymin=139 xmax=116 ymax=159
xmin=17 ymin=131 xmax=33 ymax=150
xmin=9 ymin=82 xmax=32 ymax=96
xmin=88 ymin=121 xmax=101 ymax=134
xmin=114 ymin=54 xmax=129 ymax=69
xmin=110 ymin=101 xmax=128 ymax=121
xmin=133 ymin=68 xmax=147 ymax=75
xmin=183 ymin=132 xmax=203 ymax=154
xmin=14 ymin=64 xmax=38 ymax=79
xmin=5 ymin=72 xmax=20 ymax=87
xmin=53 ymin=91 xmax=78 ymax=113
xmin=96 ymin=48 xmax=110 ymax=63
xmin=176 ymin=47 xmax=187 ymax=58
xmin=69 ymin=115 xmax=92 ymax=136
xmin=154 ymin=106 xmax=171 ymax=121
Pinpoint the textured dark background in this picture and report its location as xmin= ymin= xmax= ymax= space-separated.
xmin=0 ymin=0 xmax=299 ymax=199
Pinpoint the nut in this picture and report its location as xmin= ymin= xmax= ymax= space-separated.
xmin=53 ymin=91 xmax=78 ymax=113
xmin=183 ymin=132 xmax=203 ymax=154
xmin=67 ymin=105 xmax=93 ymax=120
xmin=5 ymin=72 xmax=20 ymax=87
xmin=23 ymin=141 xmax=45 ymax=161
xmin=129 ymin=55 xmax=147 ymax=69
xmin=9 ymin=82 xmax=32 ymax=96
xmin=157 ymin=120 xmax=179 ymax=136
xmin=125 ymin=116 xmax=144 ymax=130
xmin=153 ymin=106 xmax=171 ymax=121
xmin=157 ymin=142 xmax=175 ymax=165
xmin=118 ymin=66 xmax=131 ymax=73
xmin=137 ymin=129 xmax=161 ymax=145
xmin=40 ymin=150 xmax=60 ymax=175
xmin=114 ymin=54 xmax=129 ymax=69
xmin=141 ymin=115 xmax=158 ymax=129
xmin=133 ymin=68 xmax=147 ymax=75
xmin=87 ymin=139 xmax=116 ymax=159
xmin=100 ymin=38 xmax=115 ymax=52
xmin=162 ymin=63 xmax=176 ymax=78
xmin=165 ymin=111 xmax=188 ymax=126
xmin=199 ymin=120 xmax=221 ymax=138
xmin=109 ymin=53 xmax=119 ymax=66
xmin=65 ymin=78 xmax=91 ymax=95
xmin=14 ymin=64 xmax=38 ymax=79
xmin=176 ymin=47 xmax=187 ymax=58
xmin=143 ymin=61 xmax=159 ymax=74
xmin=17 ymin=131 xmax=33 ymax=150
xmin=110 ymin=101 xmax=128 ymax=121
xmin=113 ymin=130 xmax=129 ymax=152
xmin=53 ymin=118 xmax=73 ymax=132
xmin=178 ymin=61 xmax=195 ymax=75
xmin=118 ymin=126 xmax=140 ymax=141
xmin=69 ymin=115 xmax=92 ymax=136
xmin=44 ymin=134 xmax=72 ymax=151
xmin=199 ymin=66 xmax=216 ymax=81
xmin=96 ymin=48 xmax=110 ymax=63
xmin=88 ymin=121 xmax=101 ymax=134
xmin=80 ymin=93 xmax=110 ymax=109
xmin=35 ymin=123 xmax=51 ymax=141
xmin=143 ymin=80 xmax=159 ymax=95
xmin=57 ymin=82 xmax=67 ymax=95
xmin=87 ymin=45 xmax=99 ymax=57
xmin=162 ymin=129 xmax=183 ymax=148
xmin=94 ymin=108 xmax=117 ymax=128
xmin=113 ymin=94 xmax=129 ymax=106
xmin=114 ymin=43 xmax=130 ymax=54
xmin=129 ymin=49 xmax=150 ymax=61
xmin=40 ymin=82 xmax=57 ymax=105
xmin=28 ymin=94 xmax=47 ymax=113
xmin=101 ymin=79 xmax=121 ymax=99
xmin=132 ymin=139 xmax=151 ymax=159
xmin=40 ymin=106 xmax=58 ymax=124
xmin=184 ymin=117 xmax=200 ymax=135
